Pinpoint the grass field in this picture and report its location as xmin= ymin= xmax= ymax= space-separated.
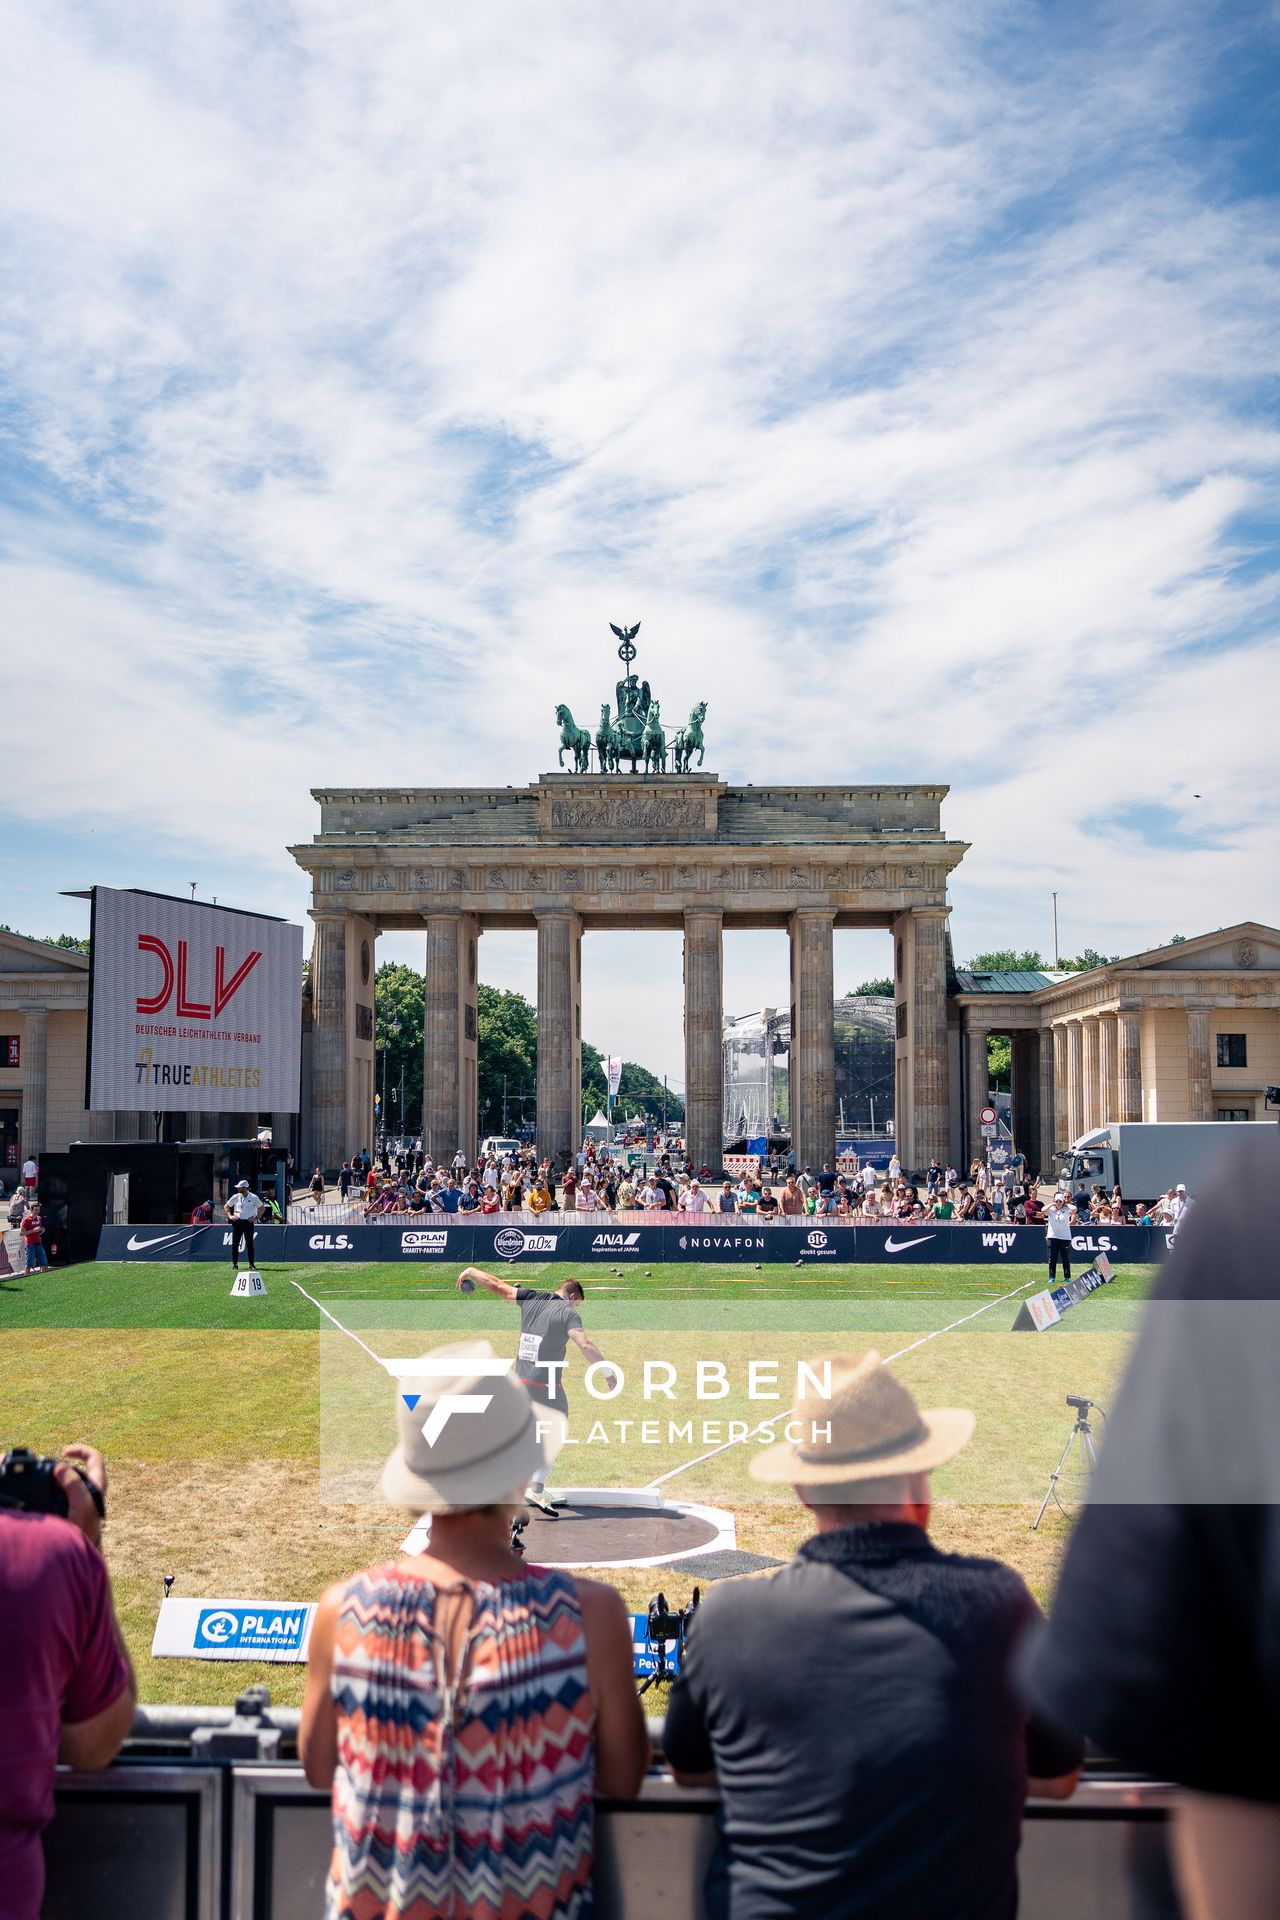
xmin=0 ymin=1256 xmax=1155 ymax=1705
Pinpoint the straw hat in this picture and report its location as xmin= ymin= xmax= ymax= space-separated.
xmin=381 ymin=1339 xmax=566 ymax=1512
xmin=750 ymin=1351 xmax=975 ymax=1486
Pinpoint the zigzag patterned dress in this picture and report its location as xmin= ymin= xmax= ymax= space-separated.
xmin=326 ymin=1561 xmax=596 ymax=1920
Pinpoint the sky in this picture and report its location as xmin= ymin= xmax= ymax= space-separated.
xmin=3 ymin=1 xmax=1279 ymax=1088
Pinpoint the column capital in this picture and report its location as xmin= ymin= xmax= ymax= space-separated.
xmin=16 ymin=1004 xmax=50 ymax=1021
xmin=789 ymin=905 xmax=837 ymax=923
xmin=309 ymin=907 xmax=349 ymax=926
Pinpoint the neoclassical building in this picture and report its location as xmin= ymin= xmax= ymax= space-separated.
xmin=951 ymin=923 xmax=1280 ymax=1174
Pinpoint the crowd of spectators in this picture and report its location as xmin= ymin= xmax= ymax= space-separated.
xmin=315 ymin=1139 xmax=1193 ymax=1228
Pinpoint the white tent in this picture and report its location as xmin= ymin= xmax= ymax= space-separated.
xmin=584 ymin=1110 xmax=610 ymax=1140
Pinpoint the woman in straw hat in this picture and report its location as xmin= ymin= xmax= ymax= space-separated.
xmin=665 ymin=1351 xmax=1082 ymax=1920
xmin=300 ymin=1340 xmax=648 ymax=1919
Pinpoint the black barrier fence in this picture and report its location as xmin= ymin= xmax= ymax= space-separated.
xmin=98 ymin=1220 xmax=1169 ymax=1265
xmin=43 ymin=1756 xmax=1185 ymax=1920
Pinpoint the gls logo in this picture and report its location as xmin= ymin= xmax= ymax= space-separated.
xmin=981 ymin=1231 xmax=1019 ymax=1254
xmin=1071 ymin=1234 xmax=1114 ymax=1252
xmin=136 ymin=935 xmax=262 ymax=1022
xmin=309 ymin=1233 xmax=352 ymax=1251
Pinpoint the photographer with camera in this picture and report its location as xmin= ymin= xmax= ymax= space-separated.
xmin=0 ymin=1442 xmax=135 ymax=1920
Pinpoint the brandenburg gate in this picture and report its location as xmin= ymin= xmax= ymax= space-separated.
xmin=290 ymin=627 xmax=968 ymax=1173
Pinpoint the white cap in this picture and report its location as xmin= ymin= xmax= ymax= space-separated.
xmin=1176 ymin=1183 xmax=1186 ymax=1192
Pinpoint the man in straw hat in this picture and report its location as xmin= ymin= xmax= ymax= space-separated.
xmin=300 ymin=1339 xmax=648 ymax=1920
xmin=665 ymin=1351 xmax=1082 ymax=1919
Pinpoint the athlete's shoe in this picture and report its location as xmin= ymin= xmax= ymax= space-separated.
xmin=525 ymin=1488 xmax=560 ymax=1520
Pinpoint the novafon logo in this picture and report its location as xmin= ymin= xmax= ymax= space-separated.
xmin=492 ymin=1228 xmax=559 ymax=1260
xmin=401 ymin=1230 xmax=449 ymax=1254
xmin=195 ymin=1605 xmax=309 ymax=1654
xmin=981 ymin=1231 xmax=1018 ymax=1254
xmin=309 ymin=1233 xmax=353 ymax=1251
xmin=679 ymin=1234 xmax=766 ymax=1251
xmin=591 ymin=1231 xmax=642 ymax=1252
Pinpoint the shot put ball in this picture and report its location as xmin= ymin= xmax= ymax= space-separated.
xmin=459 ymin=1276 xmax=475 ymax=1293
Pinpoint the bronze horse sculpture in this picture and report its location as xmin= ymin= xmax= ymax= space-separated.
xmin=555 ymin=703 xmax=592 ymax=774
xmin=672 ymin=700 xmax=707 ymax=773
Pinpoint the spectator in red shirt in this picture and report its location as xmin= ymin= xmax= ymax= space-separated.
xmin=0 ymin=1443 xmax=135 ymax=1920
xmin=20 ymin=1207 xmax=46 ymax=1271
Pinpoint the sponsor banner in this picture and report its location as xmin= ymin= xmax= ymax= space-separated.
xmin=99 ymin=1221 xmax=1162 ymax=1265
xmin=1016 ymin=1256 xmax=1114 ymax=1333
xmin=630 ymin=1614 xmax=684 ymax=1679
xmin=152 ymin=1597 xmax=316 ymax=1662
xmin=87 ymin=887 xmax=303 ymax=1112
xmin=479 ymin=1226 xmax=563 ymax=1263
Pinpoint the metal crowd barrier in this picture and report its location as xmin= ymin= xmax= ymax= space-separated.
xmin=45 ymin=1745 xmax=1186 ymax=1920
xmin=286 ymin=1202 xmax=1029 ymax=1228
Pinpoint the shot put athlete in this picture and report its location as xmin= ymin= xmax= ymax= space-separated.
xmin=457 ymin=1267 xmax=617 ymax=1519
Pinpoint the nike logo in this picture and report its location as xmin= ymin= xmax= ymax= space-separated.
xmin=883 ymin=1234 xmax=935 ymax=1253
xmin=126 ymin=1231 xmax=185 ymax=1252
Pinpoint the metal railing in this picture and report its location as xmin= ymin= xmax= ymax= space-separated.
xmin=44 ymin=1740 xmax=1187 ymax=1920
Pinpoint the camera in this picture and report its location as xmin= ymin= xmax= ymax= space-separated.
xmin=1066 ymin=1395 xmax=1094 ymax=1415
xmin=646 ymin=1587 xmax=701 ymax=1647
xmin=0 ymin=1447 xmax=105 ymax=1520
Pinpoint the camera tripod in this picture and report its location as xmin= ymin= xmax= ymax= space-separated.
xmin=1032 ymin=1397 xmax=1101 ymax=1530
xmin=637 ymin=1634 xmax=681 ymax=1696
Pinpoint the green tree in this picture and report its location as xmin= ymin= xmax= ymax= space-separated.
xmin=478 ymin=984 xmax=538 ymax=1133
xmin=581 ymin=1044 xmax=684 ymax=1127
xmin=0 ymin=925 xmax=89 ymax=953
xmin=986 ymin=1033 xmax=1012 ymax=1091
xmin=849 ymin=976 xmax=893 ymax=998
xmin=1057 ymin=948 xmax=1119 ymax=973
xmin=964 ymin=949 xmax=1047 ymax=972
xmin=374 ymin=962 xmax=424 ymax=1134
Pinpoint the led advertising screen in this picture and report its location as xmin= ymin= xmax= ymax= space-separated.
xmin=87 ymin=888 xmax=303 ymax=1112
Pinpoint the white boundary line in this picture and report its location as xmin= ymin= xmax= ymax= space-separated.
xmin=644 ymin=1273 xmax=1044 ymax=1490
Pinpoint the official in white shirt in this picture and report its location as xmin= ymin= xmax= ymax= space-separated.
xmin=1045 ymin=1193 xmax=1075 ymax=1281
xmin=223 ymin=1179 xmax=262 ymax=1272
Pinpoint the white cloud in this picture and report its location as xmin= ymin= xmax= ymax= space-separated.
xmin=3 ymin=1 xmax=1279 ymax=1078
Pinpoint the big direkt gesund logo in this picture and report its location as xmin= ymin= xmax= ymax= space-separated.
xmin=195 ymin=1605 xmax=310 ymax=1654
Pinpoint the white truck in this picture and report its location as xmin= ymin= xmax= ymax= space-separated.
xmin=1057 ymin=1121 xmax=1277 ymax=1205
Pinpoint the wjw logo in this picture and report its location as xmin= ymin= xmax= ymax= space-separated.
xmin=981 ymin=1231 xmax=1018 ymax=1254
xmin=136 ymin=935 xmax=262 ymax=1021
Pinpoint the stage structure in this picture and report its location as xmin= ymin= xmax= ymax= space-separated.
xmin=290 ymin=625 xmax=968 ymax=1172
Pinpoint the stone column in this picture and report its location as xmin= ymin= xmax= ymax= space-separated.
xmin=423 ymin=912 xmax=480 ymax=1165
xmin=19 ymin=1007 xmax=49 ymax=1159
xmin=1081 ymin=1017 xmax=1101 ymax=1133
xmin=683 ymin=910 xmax=724 ymax=1176
xmin=1066 ymin=1019 xmax=1085 ymax=1144
xmin=1118 ymin=1005 xmax=1143 ymax=1122
xmin=1097 ymin=1013 xmax=1118 ymax=1127
xmin=1187 ymin=1005 xmax=1212 ymax=1122
xmin=308 ymin=914 xmax=348 ymax=1174
xmin=1011 ymin=1031 xmax=1039 ymax=1167
xmin=536 ymin=911 xmax=582 ymax=1167
xmin=788 ymin=908 xmax=836 ymax=1172
xmin=1051 ymin=1025 xmax=1068 ymax=1152
xmin=1038 ymin=1028 xmax=1056 ymax=1177
xmin=965 ymin=1022 xmax=989 ymax=1168
xmin=911 ymin=910 xmax=950 ymax=1170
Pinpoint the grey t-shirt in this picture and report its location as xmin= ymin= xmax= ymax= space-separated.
xmin=665 ymin=1524 xmax=1080 ymax=1920
xmin=514 ymin=1287 xmax=582 ymax=1406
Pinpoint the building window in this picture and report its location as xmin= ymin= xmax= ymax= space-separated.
xmin=1218 ymin=1107 xmax=1252 ymax=1122
xmin=355 ymin=1003 xmax=374 ymax=1041
xmin=1 ymin=1037 xmax=18 ymax=1069
xmin=1216 ymin=1033 xmax=1247 ymax=1068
